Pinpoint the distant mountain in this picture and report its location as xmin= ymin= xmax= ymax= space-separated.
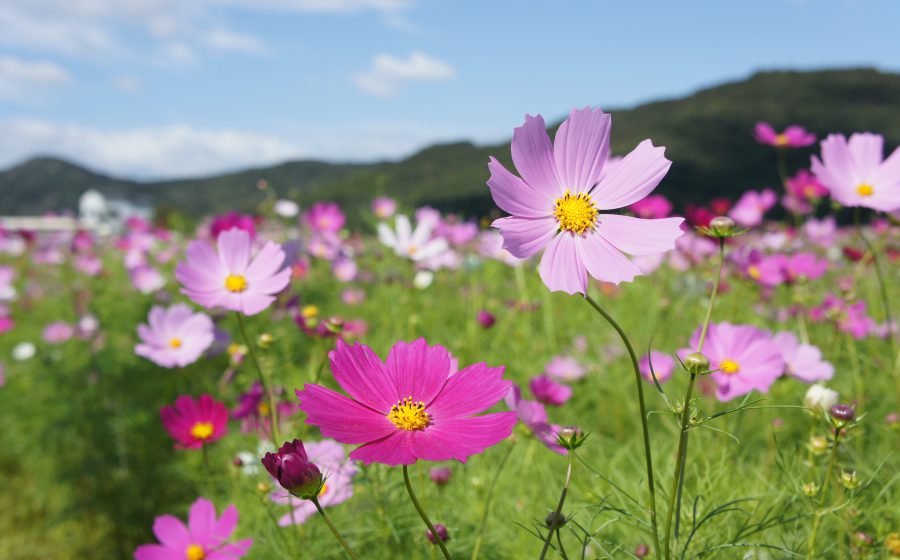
xmin=3 ymin=68 xmax=900 ymax=220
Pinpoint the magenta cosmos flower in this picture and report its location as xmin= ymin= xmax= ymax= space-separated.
xmin=296 ymin=339 xmax=516 ymax=466
xmin=161 ymin=395 xmax=229 ymax=449
xmin=305 ymin=202 xmax=345 ymax=234
xmin=136 ymin=304 xmax=215 ymax=368
xmin=681 ymin=323 xmax=784 ymax=402
xmin=754 ymin=122 xmax=816 ymax=148
xmin=488 ymin=107 xmax=684 ymax=295
xmin=176 ymin=228 xmax=291 ymax=316
xmin=134 ymin=497 xmax=252 ymax=560
xmin=811 ymin=133 xmax=900 ymax=212
xmin=529 ymin=374 xmax=572 ymax=406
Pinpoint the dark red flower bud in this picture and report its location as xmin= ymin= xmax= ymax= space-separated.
xmin=261 ymin=439 xmax=324 ymax=499
xmin=829 ymin=404 xmax=855 ymax=423
xmin=426 ymin=524 xmax=450 ymax=544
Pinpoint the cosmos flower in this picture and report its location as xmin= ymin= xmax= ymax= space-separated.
xmin=210 ymin=212 xmax=257 ymax=240
xmin=638 ymin=350 xmax=675 ymax=384
xmin=528 ymin=375 xmax=572 ymax=406
xmin=783 ymin=169 xmax=829 ymax=214
xmin=628 ymin=194 xmax=673 ymax=219
xmin=372 ymin=197 xmax=397 ymax=219
xmin=12 ymin=342 xmax=35 ymax=361
xmin=772 ymin=331 xmax=834 ymax=383
xmin=176 ymin=228 xmax=291 ymax=316
xmin=0 ymin=265 xmax=15 ymax=301
xmin=42 ymin=321 xmax=74 ymax=344
xmin=544 ymin=355 xmax=585 ymax=381
xmin=161 ymin=395 xmax=229 ymax=450
xmin=753 ymin=122 xmax=816 ymax=148
xmin=488 ymin=107 xmax=684 ymax=295
xmin=305 ymin=202 xmax=346 ymax=234
xmin=267 ymin=439 xmax=357 ymax=526
xmin=130 ymin=265 xmax=166 ymax=294
xmin=505 ymin=385 xmax=565 ymax=454
xmin=133 ymin=497 xmax=252 ymax=560
xmin=681 ymin=323 xmax=784 ymax=402
xmin=296 ymin=339 xmax=516 ymax=466
xmin=377 ymin=215 xmax=451 ymax=264
xmin=232 ymin=382 xmax=299 ymax=436
xmin=811 ymin=133 xmax=900 ymax=212
xmin=804 ymin=384 xmax=838 ymax=412
xmin=135 ymin=304 xmax=215 ymax=368
xmin=274 ymin=200 xmax=300 ymax=219
xmin=729 ymin=189 xmax=777 ymax=227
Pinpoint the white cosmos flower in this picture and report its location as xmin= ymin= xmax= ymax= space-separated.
xmin=12 ymin=342 xmax=36 ymax=361
xmin=804 ymin=384 xmax=838 ymax=412
xmin=377 ymin=215 xmax=449 ymax=263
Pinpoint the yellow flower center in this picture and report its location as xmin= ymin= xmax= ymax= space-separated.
xmin=224 ymin=274 xmax=248 ymax=293
xmin=190 ymin=421 xmax=215 ymax=440
xmin=319 ymin=483 xmax=328 ymax=497
xmin=553 ymin=191 xmax=598 ymax=235
xmin=719 ymin=359 xmax=740 ymax=374
xmin=257 ymin=402 xmax=270 ymax=417
xmin=747 ymin=265 xmax=761 ymax=280
xmin=301 ymin=305 xmax=319 ymax=319
xmin=387 ymin=396 xmax=430 ymax=431
xmin=855 ymin=183 xmax=874 ymax=196
xmin=774 ymin=133 xmax=788 ymax=146
xmin=169 ymin=338 xmax=182 ymax=349
xmin=185 ymin=544 xmax=205 ymax=560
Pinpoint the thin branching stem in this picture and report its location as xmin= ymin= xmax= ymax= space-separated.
xmin=539 ymin=451 xmax=575 ymax=560
xmin=471 ymin=440 xmax=516 ymax=560
xmin=403 ymin=465 xmax=452 ymax=560
xmin=311 ymin=496 xmax=359 ymax=560
xmin=234 ymin=312 xmax=280 ymax=444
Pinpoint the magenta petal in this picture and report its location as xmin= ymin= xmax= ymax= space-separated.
xmin=427 ymin=362 xmax=510 ymax=418
xmin=412 ymin=412 xmax=517 ymax=463
xmin=579 ymin=233 xmax=642 ymax=285
xmin=538 ymin=233 xmax=587 ymax=295
xmin=386 ymin=339 xmax=451 ymax=405
xmin=487 ymin=157 xmax=553 ymax=218
xmin=754 ymin=122 xmax=777 ymax=143
xmin=491 ymin=216 xmax=557 ymax=259
xmin=212 ymin=505 xmax=239 ymax=543
xmin=209 ymin=539 xmax=253 ymax=559
xmin=592 ymin=139 xmax=671 ymax=210
xmin=511 ymin=114 xmax=560 ymax=197
xmin=188 ymin=498 xmax=217 ymax=544
xmin=553 ymin=107 xmax=611 ymax=193
xmin=349 ymin=430 xmax=416 ymax=466
xmin=152 ymin=514 xmax=191 ymax=550
xmin=329 ymin=339 xmax=398 ymax=412
xmin=134 ymin=544 xmax=174 ymax=560
xmin=296 ymin=384 xmax=396 ymax=444
xmin=596 ymin=215 xmax=684 ymax=256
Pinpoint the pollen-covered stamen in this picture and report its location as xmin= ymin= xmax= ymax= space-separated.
xmin=224 ymin=273 xmax=248 ymax=293
xmin=719 ymin=359 xmax=740 ymax=375
xmin=775 ymin=133 xmax=789 ymax=146
xmin=856 ymin=183 xmax=874 ymax=197
xmin=387 ymin=396 xmax=430 ymax=431
xmin=169 ymin=338 xmax=182 ymax=349
xmin=185 ymin=544 xmax=206 ymax=560
xmin=553 ymin=191 xmax=598 ymax=235
xmin=190 ymin=421 xmax=215 ymax=440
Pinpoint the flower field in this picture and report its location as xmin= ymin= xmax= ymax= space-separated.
xmin=1 ymin=110 xmax=899 ymax=559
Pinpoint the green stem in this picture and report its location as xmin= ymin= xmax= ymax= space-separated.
xmin=403 ymin=465 xmax=451 ymax=560
xmin=855 ymin=216 xmax=896 ymax=362
xmin=663 ymin=238 xmax=726 ymax=559
xmin=583 ymin=295 xmax=661 ymax=557
xmin=234 ymin=312 xmax=280 ymax=444
xmin=311 ymin=496 xmax=359 ymax=560
xmin=471 ymin=441 xmax=516 ymax=560
xmin=539 ymin=452 xmax=574 ymax=560
xmin=806 ymin=429 xmax=842 ymax=560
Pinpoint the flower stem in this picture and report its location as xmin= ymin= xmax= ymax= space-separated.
xmin=403 ymin=465 xmax=451 ymax=560
xmin=663 ymin=238 xmax=726 ymax=559
xmin=471 ymin=441 xmax=516 ymax=560
xmin=539 ymin=451 xmax=574 ymax=560
xmin=806 ymin=429 xmax=842 ymax=560
xmin=855 ymin=215 xmax=896 ymax=362
xmin=583 ymin=295 xmax=661 ymax=557
xmin=234 ymin=312 xmax=280 ymax=444
xmin=311 ymin=496 xmax=359 ymax=560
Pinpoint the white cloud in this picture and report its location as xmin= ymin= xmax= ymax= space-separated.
xmin=354 ymin=51 xmax=454 ymax=97
xmin=110 ymin=74 xmax=141 ymax=93
xmin=211 ymin=0 xmax=412 ymax=14
xmin=0 ymin=5 xmax=116 ymax=54
xmin=0 ymin=56 xmax=70 ymax=99
xmin=204 ymin=29 xmax=267 ymax=54
xmin=158 ymin=42 xmax=197 ymax=67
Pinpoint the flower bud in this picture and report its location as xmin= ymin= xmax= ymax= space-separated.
xmin=261 ymin=439 xmax=324 ymax=500
xmin=258 ymin=332 xmax=275 ymax=348
xmin=830 ymin=403 xmax=855 ymax=424
xmin=545 ymin=511 xmax=567 ymax=530
xmin=808 ymin=436 xmax=828 ymax=455
xmin=840 ymin=470 xmax=860 ymax=490
xmin=426 ymin=524 xmax=450 ymax=544
xmin=804 ymin=384 xmax=838 ymax=412
xmin=853 ymin=531 xmax=873 ymax=547
xmin=476 ymin=310 xmax=496 ymax=329
xmin=802 ymin=482 xmax=819 ymax=497
xmin=708 ymin=216 xmax=736 ymax=237
xmin=556 ymin=426 xmax=587 ymax=450
xmin=683 ymin=352 xmax=710 ymax=375
xmin=634 ymin=544 xmax=650 ymax=558
xmin=429 ymin=467 xmax=452 ymax=487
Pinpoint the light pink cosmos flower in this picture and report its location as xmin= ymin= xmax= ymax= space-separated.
xmin=680 ymin=323 xmax=784 ymax=402
xmin=42 ymin=321 xmax=74 ymax=344
xmin=296 ymin=339 xmax=516 ymax=466
xmin=811 ymin=133 xmax=900 ymax=212
xmin=754 ymin=122 xmax=816 ymax=148
xmin=729 ymin=189 xmax=777 ymax=227
xmin=772 ymin=331 xmax=834 ymax=383
xmin=176 ymin=228 xmax=291 ymax=316
xmin=372 ymin=197 xmax=397 ymax=219
xmin=488 ymin=107 xmax=684 ymax=295
xmin=639 ymin=350 xmax=675 ymax=384
xmin=270 ymin=439 xmax=357 ymax=526
xmin=544 ymin=355 xmax=585 ymax=381
xmin=133 ymin=497 xmax=252 ymax=560
xmin=135 ymin=304 xmax=215 ymax=368
xmin=130 ymin=265 xmax=166 ymax=294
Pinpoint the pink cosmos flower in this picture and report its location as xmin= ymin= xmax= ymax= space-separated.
xmin=680 ymin=323 xmax=784 ymax=402
xmin=754 ymin=122 xmax=816 ymax=148
xmin=176 ymin=228 xmax=291 ymax=316
xmin=305 ymin=202 xmax=345 ymax=234
xmin=528 ymin=374 xmax=572 ymax=406
xmin=0 ymin=315 xmax=13 ymax=334
xmin=803 ymin=217 xmax=837 ymax=248
xmin=42 ymin=321 xmax=74 ymax=344
xmin=628 ymin=194 xmax=673 ymax=219
xmin=811 ymin=133 xmax=900 ymax=212
xmin=783 ymin=170 xmax=829 ymax=214
xmin=372 ymin=197 xmax=397 ymax=219
xmin=488 ymin=107 xmax=684 ymax=295
xmin=210 ymin=212 xmax=257 ymax=240
xmin=544 ymin=355 xmax=585 ymax=381
xmin=639 ymin=350 xmax=675 ymax=384
xmin=772 ymin=332 xmax=834 ymax=383
xmin=296 ymin=339 xmax=516 ymax=466
xmin=135 ymin=304 xmax=215 ymax=368
xmin=505 ymin=385 xmax=565 ymax=454
xmin=729 ymin=189 xmax=777 ymax=227
xmin=161 ymin=394 xmax=229 ymax=450
xmin=232 ymin=383 xmax=299 ymax=436
xmin=332 ymin=257 xmax=357 ymax=282
xmin=269 ymin=439 xmax=357 ymax=526
xmin=782 ymin=252 xmax=828 ymax=283
xmin=130 ymin=265 xmax=166 ymax=294
xmin=133 ymin=497 xmax=252 ymax=560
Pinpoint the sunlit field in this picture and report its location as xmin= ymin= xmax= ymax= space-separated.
xmin=1 ymin=113 xmax=899 ymax=560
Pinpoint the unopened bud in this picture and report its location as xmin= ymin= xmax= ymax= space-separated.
xmin=545 ymin=511 xmax=567 ymax=530
xmin=258 ymin=332 xmax=274 ymax=349
xmin=426 ymin=524 xmax=450 ymax=544
xmin=840 ymin=470 xmax=860 ymax=490
xmin=684 ymin=352 xmax=710 ymax=375
xmin=808 ymin=436 xmax=828 ymax=455
xmin=708 ymin=216 xmax=736 ymax=237
xmin=802 ymin=482 xmax=819 ymax=497
xmin=556 ymin=426 xmax=587 ymax=450
xmin=634 ymin=544 xmax=650 ymax=558
xmin=830 ymin=404 xmax=855 ymax=424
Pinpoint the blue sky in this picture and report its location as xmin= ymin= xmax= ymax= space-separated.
xmin=0 ymin=0 xmax=897 ymax=178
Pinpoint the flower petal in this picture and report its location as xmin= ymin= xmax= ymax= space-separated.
xmin=538 ymin=233 xmax=587 ymax=295
xmin=592 ymin=140 xmax=671 ymax=210
xmin=848 ymin=132 xmax=883 ymax=177
xmin=212 ymin=505 xmax=239 ymax=543
xmin=349 ymin=430 xmax=417 ymax=466
xmin=595 ymin=215 xmax=684 ymax=256
xmin=244 ymin=242 xmax=286 ymax=283
xmin=217 ymin=228 xmax=251 ymax=275
xmin=134 ymin=544 xmax=175 ymax=560
xmin=553 ymin=107 xmax=611 ymax=193
xmin=428 ymin=363 xmax=511 ymax=418
xmin=487 ymin=157 xmax=552 ymax=218
xmin=329 ymin=339 xmax=398 ymax=413
xmin=188 ymin=498 xmax=217 ymax=545
xmin=411 ymin=412 xmax=517 ymax=463
xmin=152 ymin=514 xmax=190 ymax=550
xmin=386 ymin=339 xmax=451 ymax=405
xmin=511 ymin=114 xmax=560 ymax=197
xmin=579 ymin=232 xmax=642 ymax=285
xmin=296 ymin=384 xmax=396 ymax=444
xmin=491 ymin=216 xmax=557 ymax=259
